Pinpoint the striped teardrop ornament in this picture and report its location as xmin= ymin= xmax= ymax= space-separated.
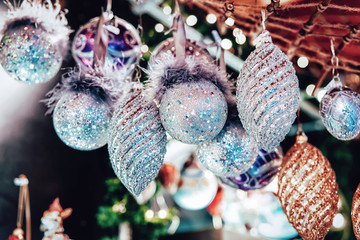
xmin=236 ymin=31 xmax=300 ymax=152
xmin=352 ymin=183 xmax=360 ymax=239
xmin=108 ymin=88 xmax=167 ymax=196
xmin=278 ymin=133 xmax=339 ymax=240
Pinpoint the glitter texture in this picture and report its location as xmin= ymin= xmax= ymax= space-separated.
xmin=108 ymin=89 xmax=167 ymax=196
xmin=197 ymin=121 xmax=259 ymax=177
xmin=53 ymin=92 xmax=110 ymax=151
xmin=0 ymin=25 xmax=63 ymax=84
xmin=320 ymin=87 xmax=360 ymax=140
xmin=173 ymin=167 xmax=218 ymax=211
xmin=72 ymin=16 xmax=141 ymax=78
xmin=278 ymin=134 xmax=339 ymax=240
xmin=236 ymin=31 xmax=300 ymax=152
xmin=160 ymin=80 xmax=227 ymax=144
xmin=351 ymin=183 xmax=360 ymax=239
xmin=221 ymin=146 xmax=282 ymax=190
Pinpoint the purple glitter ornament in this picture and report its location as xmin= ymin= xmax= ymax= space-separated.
xmin=72 ymin=15 xmax=141 ymax=77
xmin=221 ymin=147 xmax=282 ymax=191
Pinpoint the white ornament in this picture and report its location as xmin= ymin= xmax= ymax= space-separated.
xmin=236 ymin=31 xmax=300 ymax=152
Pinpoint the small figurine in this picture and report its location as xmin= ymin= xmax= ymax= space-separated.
xmin=40 ymin=198 xmax=72 ymax=240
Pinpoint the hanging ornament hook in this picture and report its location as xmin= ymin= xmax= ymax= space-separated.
xmin=261 ymin=10 xmax=266 ymax=31
xmin=92 ymin=9 xmax=109 ymax=72
xmin=173 ymin=0 xmax=186 ymax=64
xmin=211 ymin=30 xmax=226 ymax=72
xmin=330 ymin=38 xmax=340 ymax=82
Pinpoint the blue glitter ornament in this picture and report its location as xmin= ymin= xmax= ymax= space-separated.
xmin=53 ymin=92 xmax=111 ymax=151
xmin=72 ymin=15 xmax=141 ymax=78
xmin=320 ymin=87 xmax=360 ymax=140
xmin=159 ymin=80 xmax=228 ymax=144
xmin=0 ymin=0 xmax=70 ymax=84
xmin=220 ymin=147 xmax=282 ymax=190
xmin=197 ymin=121 xmax=259 ymax=177
xmin=108 ymin=88 xmax=167 ymax=196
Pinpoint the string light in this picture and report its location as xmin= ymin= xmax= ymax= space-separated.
xmin=206 ymin=13 xmax=217 ymax=24
xmin=316 ymin=89 xmax=327 ymax=102
xmin=221 ymin=39 xmax=232 ymax=50
xmin=163 ymin=5 xmax=172 ymax=15
xmin=306 ymin=84 xmax=315 ymax=96
xmin=158 ymin=209 xmax=167 ymax=219
xmin=141 ymin=44 xmax=149 ymax=53
xmin=225 ymin=17 xmax=235 ymax=26
xmin=145 ymin=209 xmax=154 ymax=220
xmin=186 ymin=15 xmax=197 ymax=26
xmin=155 ymin=23 xmax=164 ymax=32
xmin=233 ymin=28 xmax=241 ymax=37
xmin=235 ymin=34 xmax=246 ymax=45
xmin=297 ymin=56 xmax=309 ymax=68
xmin=332 ymin=213 xmax=345 ymax=229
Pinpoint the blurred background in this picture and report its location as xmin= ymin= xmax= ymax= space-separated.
xmin=0 ymin=0 xmax=359 ymax=239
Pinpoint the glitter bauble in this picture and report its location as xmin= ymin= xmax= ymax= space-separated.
xmin=108 ymin=89 xmax=167 ymax=196
xmin=352 ymin=184 xmax=360 ymax=239
xmin=220 ymin=146 xmax=282 ymax=190
xmin=150 ymin=38 xmax=213 ymax=64
xmin=173 ymin=166 xmax=218 ymax=211
xmin=236 ymin=31 xmax=300 ymax=152
xmin=72 ymin=15 xmax=141 ymax=78
xmin=0 ymin=24 xmax=63 ymax=84
xmin=160 ymin=80 xmax=227 ymax=144
xmin=53 ymin=92 xmax=111 ymax=151
xmin=278 ymin=134 xmax=339 ymax=240
xmin=197 ymin=121 xmax=258 ymax=177
xmin=320 ymin=87 xmax=360 ymax=140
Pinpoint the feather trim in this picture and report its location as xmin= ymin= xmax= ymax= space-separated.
xmin=43 ymin=67 xmax=133 ymax=114
xmin=145 ymin=51 xmax=235 ymax=106
xmin=2 ymin=0 xmax=71 ymax=56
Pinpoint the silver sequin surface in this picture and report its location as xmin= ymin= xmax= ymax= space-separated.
xmin=197 ymin=121 xmax=259 ymax=177
xmin=160 ymin=81 xmax=228 ymax=144
xmin=320 ymin=87 xmax=360 ymax=140
xmin=53 ymin=92 xmax=110 ymax=151
xmin=108 ymin=89 xmax=167 ymax=196
xmin=236 ymin=32 xmax=300 ymax=152
xmin=0 ymin=25 xmax=62 ymax=84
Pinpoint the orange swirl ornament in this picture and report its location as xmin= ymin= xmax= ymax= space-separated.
xmin=278 ymin=133 xmax=339 ymax=240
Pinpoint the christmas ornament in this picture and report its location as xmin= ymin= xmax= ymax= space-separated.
xmin=257 ymin=192 xmax=298 ymax=239
xmin=53 ymin=91 xmax=111 ymax=151
xmin=278 ymin=133 xmax=339 ymax=240
xmin=159 ymin=80 xmax=228 ymax=144
xmin=146 ymin=5 xmax=231 ymax=144
xmin=207 ymin=185 xmax=224 ymax=216
xmin=72 ymin=13 xmax=141 ymax=78
xmin=44 ymin=68 xmax=121 ymax=151
xmin=236 ymin=30 xmax=300 ymax=152
xmin=173 ymin=155 xmax=218 ymax=210
xmin=149 ymin=38 xmax=213 ymax=65
xmin=0 ymin=0 xmax=70 ymax=84
xmin=108 ymin=88 xmax=167 ymax=196
xmin=197 ymin=121 xmax=258 ymax=177
xmin=220 ymin=146 xmax=282 ymax=190
xmin=320 ymin=85 xmax=360 ymax=141
xmin=40 ymin=198 xmax=72 ymax=240
xmin=134 ymin=181 xmax=157 ymax=205
xmin=351 ymin=183 xmax=360 ymax=239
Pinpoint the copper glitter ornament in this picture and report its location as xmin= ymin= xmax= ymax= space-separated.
xmin=278 ymin=133 xmax=339 ymax=240
xmin=351 ymin=183 xmax=360 ymax=239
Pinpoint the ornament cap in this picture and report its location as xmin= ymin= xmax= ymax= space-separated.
xmin=296 ymin=132 xmax=308 ymax=143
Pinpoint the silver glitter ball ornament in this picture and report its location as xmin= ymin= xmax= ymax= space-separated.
xmin=236 ymin=31 xmax=300 ymax=152
xmin=197 ymin=121 xmax=259 ymax=177
xmin=320 ymin=87 xmax=360 ymax=140
xmin=53 ymin=92 xmax=111 ymax=151
xmin=108 ymin=89 xmax=167 ymax=196
xmin=160 ymin=81 xmax=228 ymax=144
xmin=0 ymin=24 xmax=63 ymax=84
